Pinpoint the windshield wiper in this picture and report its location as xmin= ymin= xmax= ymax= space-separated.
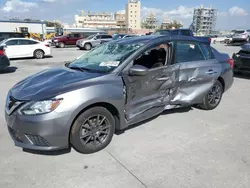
xmin=68 ymin=66 xmax=94 ymax=72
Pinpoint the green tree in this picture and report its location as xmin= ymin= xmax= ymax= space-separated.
xmin=45 ymin=21 xmax=63 ymax=28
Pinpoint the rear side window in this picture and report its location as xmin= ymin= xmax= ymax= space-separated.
xmin=235 ymin=30 xmax=245 ymax=34
xmin=174 ymin=41 xmax=205 ymax=63
xmin=199 ymin=43 xmax=213 ymax=59
xmin=101 ymin=35 xmax=112 ymax=39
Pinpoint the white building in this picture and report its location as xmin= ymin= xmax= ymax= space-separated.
xmin=193 ymin=4 xmax=217 ymax=34
xmin=75 ymin=11 xmax=118 ymax=29
xmin=0 ymin=20 xmax=46 ymax=35
xmin=126 ymin=0 xmax=141 ymax=30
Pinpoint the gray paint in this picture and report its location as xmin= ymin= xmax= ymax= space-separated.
xmin=5 ymin=35 xmax=233 ymax=151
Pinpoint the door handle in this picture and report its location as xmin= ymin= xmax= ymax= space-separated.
xmin=157 ymin=77 xmax=170 ymax=81
xmin=206 ymin=69 xmax=217 ymax=75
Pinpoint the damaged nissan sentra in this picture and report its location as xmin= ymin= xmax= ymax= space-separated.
xmin=5 ymin=35 xmax=234 ymax=154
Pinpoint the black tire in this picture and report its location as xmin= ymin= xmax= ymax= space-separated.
xmin=84 ymin=43 xmax=92 ymax=50
xmin=247 ymin=37 xmax=250 ymax=43
xmin=34 ymin=49 xmax=44 ymax=59
xmin=199 ymin=80 xmax=223 ymax=110
xmin=58 ymin=42 xmax=65 ymax=48
xmin=70 ymin=107 xmax=115 ymax=154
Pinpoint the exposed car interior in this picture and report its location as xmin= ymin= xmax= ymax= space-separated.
xmin=133 ymin=43 xmax=170 ymax=69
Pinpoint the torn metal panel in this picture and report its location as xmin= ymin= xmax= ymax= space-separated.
xmin=170 ymin=60 xmax=222 ymax=105
xmin=123 ymin=65 xmax=179 ymax=121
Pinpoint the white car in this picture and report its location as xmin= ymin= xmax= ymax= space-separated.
xmin=0 ymin=38 xmax=52 ymax=59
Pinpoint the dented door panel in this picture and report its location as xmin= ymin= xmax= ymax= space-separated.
xmin=170 ymin=59 xmax=222 ymax=105
xmin=123 ymin=65 xmax=178 ymax=121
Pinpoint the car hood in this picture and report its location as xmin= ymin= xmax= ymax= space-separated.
xmin=10 ymin=67 xmax=105 ymax=101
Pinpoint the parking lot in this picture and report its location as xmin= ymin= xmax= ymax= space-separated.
xmin=1 ymin=44 xmax=250 ymax=188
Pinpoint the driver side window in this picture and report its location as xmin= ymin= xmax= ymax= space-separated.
xmin=133 ymin=43 xmax=169 ymax=69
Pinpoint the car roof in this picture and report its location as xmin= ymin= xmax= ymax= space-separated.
xmin=108 ymin=35 xmax=205 ymax=45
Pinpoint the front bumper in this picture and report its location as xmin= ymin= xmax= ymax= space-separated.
xmin=232 ymin=38 xmax=247 ymax=42
xmin=5 ymin=109 xmax=72 ymax=151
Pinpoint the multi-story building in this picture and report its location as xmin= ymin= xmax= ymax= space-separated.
xmin=74 ymin=11 xmax=117 ymax=29
xmin=115 ymin=10 xmax=126 ymax=28
xmin=142 ymin=13 xmax=157 ymax=29
xmin=193 ymin=4 xmax=217 ymax=34
xmin=126 ymin=0 xmax=141 ymax=30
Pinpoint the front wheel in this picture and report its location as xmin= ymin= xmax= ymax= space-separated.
xmin=199 ymin=80 xmax=223 ymax=110
xmin=70 ymin=107 xmax=115 ymax=154
xmin=84 ymin=43 xmax=92 ymax=50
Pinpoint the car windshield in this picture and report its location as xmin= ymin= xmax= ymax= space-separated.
xmin=69 ymin=43 xmax=143 ymax=73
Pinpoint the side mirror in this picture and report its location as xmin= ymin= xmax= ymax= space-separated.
xmin=129 ymin=65 xmax=148 ymax=76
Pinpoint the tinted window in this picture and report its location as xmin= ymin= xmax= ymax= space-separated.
xmin=180 ymin=30 xmax=191 ymax=36
xmin=247 ymin=30 xmax=250 ymax=32
xmin=18 ymin=40 xmax=38 ymax=45
xmin=174 ymin=41 xmax=205 ymax=63
xmin=235 ymin=30 xmax=245 ymax=34
xmin=5 ymin=40 xmax=18 ymax=46
xmin=101 ymin=35 xmax=112 ymax=39
xmin=96 ymin=35 xmax=102 ymax=39
xmin=199 ymin=43 xmax=212 ymax=59
xmin=153 ymin=30 xmax=170 ymax=35
xmin=73 ymin=34 xmax=80 ymax=37
xmin=171 ymin=30 xmax=179 ymax=35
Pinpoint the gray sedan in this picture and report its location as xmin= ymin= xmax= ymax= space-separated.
xmin=5 ymin=35 xmax=234 ymax=154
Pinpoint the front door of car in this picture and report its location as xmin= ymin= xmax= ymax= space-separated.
xmin=4 ymin=39 xmax=20 ymax=58
xmin=92 ymin=35 xmax=102 ymax=47
xmin=169 ymin=41 xmax=221 ymax=105
xmin=122 ymin=43 xmax=178 ymax=121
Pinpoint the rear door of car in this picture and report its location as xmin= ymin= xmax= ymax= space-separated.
xmin=170 ymin=40 xmax=221 ymax=105
xmin=17 ymin=39 xmax=39 ymax=57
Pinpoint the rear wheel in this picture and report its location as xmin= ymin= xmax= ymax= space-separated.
xmin=34 ymin=50 xmax=44 ymax=59
xmin=70 ymin=107 xmax=115 ymax=154
xmin=199 ymin=80 xmax=223 ymax=110
xmin=84 ymin=43 xmax=92 ymax=50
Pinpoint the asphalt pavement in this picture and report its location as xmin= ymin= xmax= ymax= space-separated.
xmin=0 ymin=44 xmax=250 ymax=188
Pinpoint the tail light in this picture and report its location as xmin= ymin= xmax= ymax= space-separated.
xmin=45 ymin=44 xmax=50 ymax=47
xmin=227 ymin=58 xmax=234 ymax=68
xmin=0 ymin=50 xmax=5 ymax=56
xmin=208 ymin=37 xmax=211 ymax=42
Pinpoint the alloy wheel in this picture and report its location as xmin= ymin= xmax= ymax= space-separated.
xmin=79 ymin=114 xmax=111 ymax=147
xmin=207 ymin=84 xmax=222 ymax=107
xmin=35 ymin=50 xmax=44 ymax=59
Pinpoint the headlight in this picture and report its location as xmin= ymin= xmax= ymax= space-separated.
xmin=54 ymin=39 xmax=58 ymax=42
xmin=21 ymin=99 xmax=62 ymax=115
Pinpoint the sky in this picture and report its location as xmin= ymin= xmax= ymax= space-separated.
xmin=0 ymin=0 xmax=250 ymax=30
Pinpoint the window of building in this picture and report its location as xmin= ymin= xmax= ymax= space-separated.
xmin=131 ymin=11 xmax=132 ymax=13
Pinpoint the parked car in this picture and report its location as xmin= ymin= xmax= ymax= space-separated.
xmin=232 ymin=29 xmax=250 ymax=43
xmin=0 ymin=38 xmax=51 ymax=59
xmin=210 ymin=35 xmax=232 ymax=44
xmin=5 ymin=35 xmax=233 ymax=154
xmin=232 ymin=43 xmax=250 ymax=74
xmin=112 ymin=34 xmax=136 ymax=40
xmin=76 ymin=34 xmax=113 ymax=50
xmin=0 ymin=45 xmax=10 ymax=71
xmin=53 ymin=32 xmax=107 ymax=48
xmin=153 ymin=29 xmax=211 ymax=45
